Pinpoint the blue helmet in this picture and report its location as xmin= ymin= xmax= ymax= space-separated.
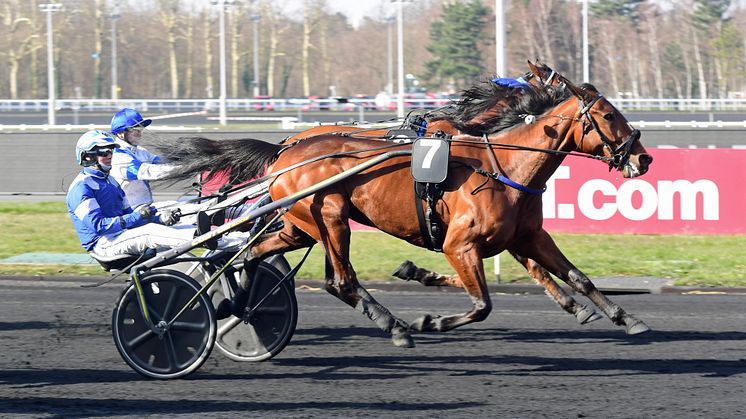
xmin=75 ymin=129 xmax=118 ymax=166
xmin=110 ymin=108 xmax=152 ymax=134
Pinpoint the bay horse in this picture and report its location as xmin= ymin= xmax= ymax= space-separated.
xmin=154 ymin=77 xmax=653 ymax=348
xmin=249 ymin=62 xmax=608 ymax=325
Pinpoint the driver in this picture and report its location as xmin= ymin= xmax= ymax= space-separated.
xmin=109 ymin=107 xmax=253 ymax=225
xmin=109 ymin=108 xmax=173 ymax=210
xmin=66 ymin=130 xmax=246 ymax=257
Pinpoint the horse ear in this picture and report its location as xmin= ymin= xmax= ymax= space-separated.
xmin=526 ymin=60 xmax=540 ymax=77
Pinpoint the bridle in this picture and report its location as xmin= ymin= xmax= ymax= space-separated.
xmin=576 ymin=93 xmax=641 ymax=172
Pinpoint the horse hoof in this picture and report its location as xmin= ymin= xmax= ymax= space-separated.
xmin=575 ymin=305 xmax=602 ymax=325
xmin=626 ymin=320 xmax=651 ymax=335
xmin=392 ymin=260 xmax=417 ymax=281
xmin=391 ymin=326 xmax=415 ymax=348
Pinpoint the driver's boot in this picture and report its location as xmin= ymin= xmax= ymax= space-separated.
xmin=215 ymin=257 xmax=260 ymax=320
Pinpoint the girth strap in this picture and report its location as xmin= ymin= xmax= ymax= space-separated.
xmin=414 ymin=182 xmax=443 ymax=252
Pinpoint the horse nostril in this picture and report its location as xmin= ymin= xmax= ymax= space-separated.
xmin=639 ymin=154 xmax=653 ymax=168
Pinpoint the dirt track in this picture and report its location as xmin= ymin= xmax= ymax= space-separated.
xmin=1 ymin=276 xmax=745 ymax=418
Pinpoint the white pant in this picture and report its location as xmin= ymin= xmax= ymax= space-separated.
xmin=92 ymin=223 xmax=250 ymax=257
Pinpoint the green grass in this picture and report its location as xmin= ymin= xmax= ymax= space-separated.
xmin=1 ymin=202 xmax=745 ymax=286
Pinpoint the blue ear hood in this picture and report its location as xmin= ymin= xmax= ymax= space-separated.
xmin=492 ymin=77 xmax=530 ymax=90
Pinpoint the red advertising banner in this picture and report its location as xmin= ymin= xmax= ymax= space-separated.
xmin=542 ymin=148 xmax=746 ymax=234
xmin=201 ymin=148 xmax=745 ymax=234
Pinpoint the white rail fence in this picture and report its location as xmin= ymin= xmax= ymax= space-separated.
xmin=4 ymin=97 xmax=746 ymax=113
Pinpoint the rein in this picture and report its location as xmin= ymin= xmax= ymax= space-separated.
xmin=448 ymin=136 xmax=614 ymax=163
xmin=196 ymin=141 xmax=408 ymax=203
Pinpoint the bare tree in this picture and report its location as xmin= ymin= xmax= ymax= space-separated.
xmin=158 ymin=0 xmax=184 ymax=99
xmin=643 ymin=5 xmax=664 ymax=98
xmin=228 ymin=4 xmax=246 ymax=98
xmin=184 ymin=7 xmax=195 ymax=98
xmin=301 ymin=0 xmax=328 ymax=97
xmin=90 ymin=0 xmax=104 ymax=98
xmin=533 ymin=0 xmax=557 ymax=66
xmin=0 ymin=0 xmax=41 ymax=99
xmin=203 ymin=10 xmax=215 ymax=98
xmin=261 ymin=0 xmax=289 ymax=98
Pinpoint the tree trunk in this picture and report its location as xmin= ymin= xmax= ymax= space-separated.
xmin=168 ymin=27 xmax=179 ymax=98
xmin=302 ymin=0 xmax=312 ymax=97
xmin=204 ymin=13 xmax=214 ymax=98
xmin=94 ymin=0 xmax=103 ymax=98
xmin=628 ymin=42 xmax=640 ymax=98
xmin=516 ymin=4 xmax=539 ymax=70
xmin=600 ymin=33 xmax=620 ymax=97
xmin=229 ymin=9 xmax=239 ymax=97
xmin=320 ymin=16 xmax=330 ymax=96
xmin=30 ymin=5 xmax=40 ymax=97
xmin=185 ymin=15 xmax=194 ymax=98
xmin=535 ymin=0 xmax=556 ymax=66
xmin=691 ymin=28 xmax=707 ymax=98
xmin=646 ymin=16 xmax=664 ymax=98
xmin=9 ymin=55 xmax=19 ymax=99
xmin=267 ymin=20 xmax=278 ymax=97
xmin=683 ymin=44 xmax=692 ymax=99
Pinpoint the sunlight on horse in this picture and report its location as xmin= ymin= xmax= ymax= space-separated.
xmin=149 ymin=64 xmax=653 ymax=348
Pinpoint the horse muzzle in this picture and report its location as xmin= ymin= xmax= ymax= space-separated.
xmin=622 ymin=153 xmax=653 ymax=178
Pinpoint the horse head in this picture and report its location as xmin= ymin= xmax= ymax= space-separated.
xmin=563 ymin=80 xmax=652 ymax=178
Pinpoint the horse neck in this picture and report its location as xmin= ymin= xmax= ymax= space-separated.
xmin=492 ymin=98 xmax=582 ymax=191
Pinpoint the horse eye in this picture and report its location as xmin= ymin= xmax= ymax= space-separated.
xmin=603 ymin=113 xmax=614 ymax=121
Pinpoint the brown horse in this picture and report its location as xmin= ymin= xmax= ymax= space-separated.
xmin=266 ymin=62 xmax=606 ymax=326
xmin=155 ymin=76 xmax=653 ymax=348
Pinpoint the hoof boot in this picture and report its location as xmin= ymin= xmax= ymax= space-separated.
xmin=626 ymin=320 xmax=651 ymax=335
xmin=391 ymin=326 xmax=415 ymax=348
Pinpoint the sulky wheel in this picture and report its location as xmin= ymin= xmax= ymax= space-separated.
xmin=112 ymin=269 xmax=216 ymax=379
xmin=209 ymin=261 xmax=297 ymax=362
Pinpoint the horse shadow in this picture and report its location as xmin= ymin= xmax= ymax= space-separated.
xmin=292 ymin=324 xmax=746 ymax=347
xmin=282 ymin=325 xmax=746 ymax=379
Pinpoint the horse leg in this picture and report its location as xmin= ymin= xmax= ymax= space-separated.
xmin=312 ymin=194 xmax=414 ymax=348
xmin=215 ymin=220 xmax=315 ymax=319
xmin=509 ymin=251 xmax=602 ymax=325
xmin=515 ymin=229 xmax=650 ymax=335
xmin=392 ymin=254 xmax=600 ymax=325
xmin=410 ymin=249 xmax=492 ymax=332
xmin=392 ymin=260 xmax=464 ymax=288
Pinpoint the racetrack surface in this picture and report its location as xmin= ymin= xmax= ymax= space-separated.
xmin=1 ymin=276 xmax=745 ymax=418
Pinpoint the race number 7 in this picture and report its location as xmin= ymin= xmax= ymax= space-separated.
xmin=418 ymin=139 xmax=442 ymax=169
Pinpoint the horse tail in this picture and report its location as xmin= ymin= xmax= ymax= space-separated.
xmin=144 ymin=135 xmax=282 ymax=184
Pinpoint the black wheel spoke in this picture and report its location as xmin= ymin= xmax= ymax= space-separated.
xmin=161 ymin=283 xmax=182 ymax=320
xmin=163 ymin=331 xmax=179 ymax=372
xmin=171 ymin=320 xmax=209 ymax=333
xmin=126 ymin=328 xmax=156 ymax=351
xmin=252 ymin=305 xmax=290 ymax=316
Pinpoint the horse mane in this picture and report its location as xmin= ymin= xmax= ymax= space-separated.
xmin=142 ymin=135 xmax=282 ymax=184
xmin=426 ymin=80 xmax=520 ymax=134
xmin=428 ymin=80 xmax=573 ymax=136
xmin=480 ymin=85 xmax=573 ymax=134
